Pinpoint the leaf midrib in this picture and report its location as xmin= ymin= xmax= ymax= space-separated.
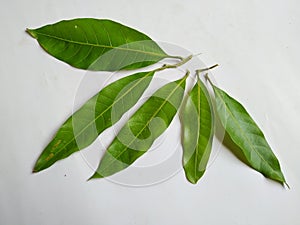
xmin=215 ymin=89 xmax=280 ymax=177
xmin=99 ymin=77 xmax=186 ymax=175
xmin=33 ymin=31 xmax=168 ymax=58
xmin=194 ymin=82 xmax=201 ymax=178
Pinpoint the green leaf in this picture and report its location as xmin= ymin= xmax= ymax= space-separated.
xmin=33 ymin=71 xmax=154 ymax=172
xmin=209 ymin=79 xmax=287 ymax=185
xmin=26 ymin=18 xmax=178 ymax=71
xmin=181 ymin=78 xmax=214 ymax=184
xmin=89 ymin=73 xmax=187 ymax=179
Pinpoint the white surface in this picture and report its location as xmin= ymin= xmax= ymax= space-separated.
xmin=1 ymin=0 xmax=300 ymax=224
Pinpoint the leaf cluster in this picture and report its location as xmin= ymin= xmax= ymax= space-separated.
xmin=27 ymin=18 xmax=287 ymax=186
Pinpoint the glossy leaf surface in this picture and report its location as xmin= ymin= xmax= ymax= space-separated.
xmin=34 ymin=71 xmax=154 ymax=172
xmin=181 ymin=79 xmax=214 ymax=184
xmin=90 ymin=74 xmax=187 ymax=179
xmin=211 ymin=83 xmax=286 ymax=184
xmin=27 ymin=18 xmax=172 ymax=71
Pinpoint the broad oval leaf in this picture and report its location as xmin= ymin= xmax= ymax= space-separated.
xmin=181 ymin=78 xmax=214 ymax=184
xmin=89 ymin=73 xmax=187 ymax=179
xmin=26 ymin=18 xmax=177 ymax=71
xmin=211 ymin=82 xmax=287 ymax=185
xmin=33 ymin=71 xmax=154 ymax=172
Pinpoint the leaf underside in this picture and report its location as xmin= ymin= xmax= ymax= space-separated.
xmin=212 ymin=85 xmax=286 ymax=185
xmin=33 ymin=71 xmax=154 ymax=172
xmin=181 ymin=79 xmax=214 ymax=184
xmin=90 ymin=75 xmax=187 ymax=179
xmin=27 ymin=18 xmax=170 ymax=71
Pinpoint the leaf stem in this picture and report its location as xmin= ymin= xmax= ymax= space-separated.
xmin=196 ymin=64 xmax=219 ymax=74
xmin=167 ymin=55 xmax=184 ymax=60
xmin=155 ymin=54 xmax=193 ymax=72
xmin=184 ymin=70 xmax=190 ymax=78
xmin=204 ymin=73 xmax=214 ymax=87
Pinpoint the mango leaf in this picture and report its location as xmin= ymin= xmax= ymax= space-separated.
xmin=208 ymin=78 xmax=287 ymax=185
xmin=89 ymin=73 xmax=187 ymax=179
xmin=180 ymin=77 xmax=214 ymax=184
xmin=26 ymin=18 xmax=179 ymax=71
xmin=33 ymin=71 xmax=154 ymax=172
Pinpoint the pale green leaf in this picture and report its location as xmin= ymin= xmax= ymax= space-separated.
xmin=181 ymin=78 xmax=214 ymax=184
xmin=210 ymin=82 xmax=287 ymax=185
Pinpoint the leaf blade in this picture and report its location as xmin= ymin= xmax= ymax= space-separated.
xmin=27 ymin=18 xmax=172 ymax=71
xmin=181 ymin=79 xmax=214 ymax=184
xmin=211 ymin=84 xmax=286 ymax=184
xmin=33 ymin=71 xmax=154 ymax=172
xmin=90 ymin=74 xmax=187 ymax=179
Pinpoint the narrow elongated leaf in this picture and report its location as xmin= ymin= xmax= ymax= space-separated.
xmin=181 ymin=78 xmax=214 ymax=184
xmin=210 ymin=81 xmax=286 ymax=185
xmin=33 ymin=71 xmax=154 ymax=172
xmin=26 ymin=18 xmax=177 ymax=71
xmin=90 ymin=74 xmax=187 ymax=179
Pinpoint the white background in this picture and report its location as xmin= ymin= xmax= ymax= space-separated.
xmin=1 ymin=0 xmax=300 ymax=224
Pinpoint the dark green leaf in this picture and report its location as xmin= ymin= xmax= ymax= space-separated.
xmin=210 ymin=81 xmax=287 ymax=185
xmin=26 ymin=18 xmax=178 ymax=71
xmin=181 ymin=78 xmax=214 ymax=184
xmin=33 ymin=71 xmax=154 ymax=172
xmin=89 ymin=73 xmax=187 ymax=179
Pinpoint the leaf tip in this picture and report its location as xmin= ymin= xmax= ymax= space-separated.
xmin=184 ymin=171 xmax=204 ymax=185
xmin=87 ymin=172 xmax=104 ymax=181
xmin=32 ymin=163 xmax=45 ymax=173
xmin=32 ymin=156 xmax=50 ymax=173
xmin=32 ymin=164 xmax=42 ymax=173
xmin=284 ymin=181 xmax=290 ymax=189
xmin=26 ymin=28 xmax=37 ymax=39
xmin=187 ymin=178 xmax=198 ymax=185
